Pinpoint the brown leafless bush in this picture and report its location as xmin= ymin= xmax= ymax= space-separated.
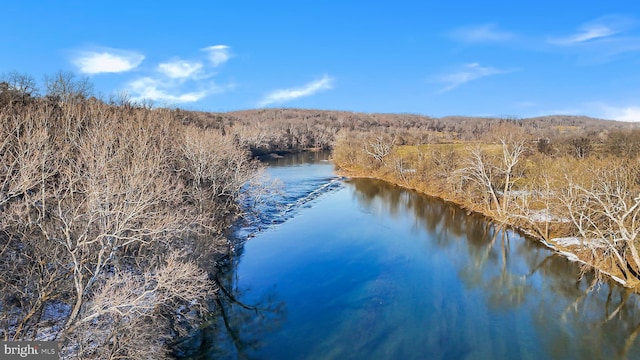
xmin=64 ymin=251 xmax=212 ymax=360
xmin=0 ymin=84 xmax=262 ymax=357
xmin=559 ymin=159 xmax=640 ymax=286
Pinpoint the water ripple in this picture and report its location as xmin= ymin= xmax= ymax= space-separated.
xmin=235 ymin=176 xmax=345 ymax=240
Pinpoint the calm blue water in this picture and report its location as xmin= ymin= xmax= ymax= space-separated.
xmin=178 ymin=152 xmax=640 ymax=360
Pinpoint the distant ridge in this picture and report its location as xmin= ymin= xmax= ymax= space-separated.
xmin=187 ymin=108 xmax=639 ymax=136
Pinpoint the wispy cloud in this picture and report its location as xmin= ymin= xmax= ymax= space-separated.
xmin=157 ymin=60 xmax=203 ymax=79
xmin=127 ymin=77 xmax=217 ymax=103
xmin=438 ymin=63 xmax=510 ymax=93
xmin=72 ymin=48 xmax=144 ymax=74
xmin=549 ymin=16 xmax=635 ymax=45
xmin=544 ymin=16 xmax=640 ymax=63
xmin=449 ymin=17 xmax=640 ymax=64
xmin=125 ymin=45 xmax=234 ymax=104
xmin=202 ymin=45 xmax=231 ymax=67
xmin=258 ymin=75 xmax=334 ymax=107
xmin=550 ymin=24 xmax=617 ymax=45
xmin=450 ymin=24 xmax=514 ymax=43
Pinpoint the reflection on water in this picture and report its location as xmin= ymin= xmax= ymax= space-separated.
xmin=178 ymin=156 xmax=640 ymax=360
xmin=171 ymin=267 xmax=286 ymax=359
xmin=264 ymin=151 xmax=333 ymax=167
xmin=349 ymin=179 xmax=640 ymax=359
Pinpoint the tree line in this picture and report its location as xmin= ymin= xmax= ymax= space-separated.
xmin=332 ymin=123 xmax=640 ymax=289
xmin=176 ymin=107 xmax=639 ymax=157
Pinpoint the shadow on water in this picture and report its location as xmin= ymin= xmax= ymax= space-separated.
xmin=264 ymin=150 xmax=333 ymax=167
xmin=172 ymin=260 xmax=287 ymax=360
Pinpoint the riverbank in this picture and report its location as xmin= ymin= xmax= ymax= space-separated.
xmin=335 ymin=165 xmax=631 ymax=289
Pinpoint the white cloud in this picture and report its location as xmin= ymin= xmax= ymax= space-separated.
xmin=202 ymin=45 xmax=231 ymax=67
xmin=127 ymin=77 xmax=213 ymax=103
xmin=258 ymin=75 xmax=334 ymax=107
xmin=550 ymin=24 xmax=617 ymax=45
xmin=124 ymin=45 xmax=235 ymax=104
xmin=157 ymin=60 xmax=203 ymax=79
xmin=549 ymin=16 xmax=636 ymax=45
xmin=540 ymin=16 xmax=640 ymax=63
xmin=600 ymin=105 xmax=640 ymax=122
xmin=438 ymin=63 xmax=509 ymax=93
xmin=73 ymin=49 xmax=144 ymax=74
xmin=450 ymin=24 xmax=514 ymax=43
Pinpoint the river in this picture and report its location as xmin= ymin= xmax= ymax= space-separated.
xmin=176 ymin=151 xmax=640 ymax=359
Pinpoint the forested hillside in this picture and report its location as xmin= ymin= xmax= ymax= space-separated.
xmin=183 ymin=108 xmax=640 ymax=158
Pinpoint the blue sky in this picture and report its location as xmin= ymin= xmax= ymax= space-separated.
xmin=2 ymin=1 xmax=640 ymax=120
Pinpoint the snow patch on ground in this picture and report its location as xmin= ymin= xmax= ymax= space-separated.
xmin=553 ymin=237 xmax=608 ymax=248
xmin=527 ymin=209 xmax=554 ymax=222
xmin=35 ymin=300 xmax=71 ymax=341
xmin=556 ymin=249 xmax=580 ymax=262
xmin=41 ymin=300 xmax=71 ymax=322
xmin=523 ymin=209 xmax=570 ymax=223
xmin=541 ymin=238 xmax=627 ymax=287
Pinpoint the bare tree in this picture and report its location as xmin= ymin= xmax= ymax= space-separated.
xmin=458 ymin=135 xmax=527 ymax=218
xmin=458 ymin=145 xmax=502 ymax=214
xmin=0 ymin=111 xmax=55 ymax=210
xmin=44 ymin=71 xmax=93 ymax=104
xmin=559 ymin=162 xmax=640 ymax=286
xmin=0 ymin=71 xmax=39 ymax=105
xmin=65 ymin=251 xmax=212 ymax=360
xmin=499 ymin=136 xmax=527 ymax=214
xmin=511 ymin=159 xmax=563 ymax=242
xmin=40 ymin=113 xmax=198 ymax=333
xmin=181 ymin=125 xmax=260 ymax=226
xmin=364 ymin=133 xmax=394 ymax=164
xmin=570 ymin=137 xmax=592 ymax=159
